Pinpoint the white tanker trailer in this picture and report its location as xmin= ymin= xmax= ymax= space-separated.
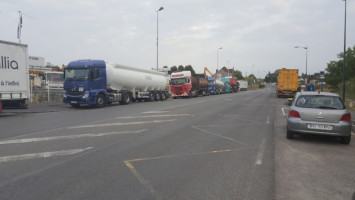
xmin=63 ymin=60 xmax=170 ymax=107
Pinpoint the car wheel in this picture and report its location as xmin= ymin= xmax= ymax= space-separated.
xmin=340 ymin=135 xmax=351 ymax=144
xmin=287 ymin=129 xmax=294 ymax=139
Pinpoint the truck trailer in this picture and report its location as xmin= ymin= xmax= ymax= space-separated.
xmin=170 ymin=71 xmax=208 ymax=97
xmin=207 ymin=77 xmax=225 ymax=94
xmin=0 ymin=40 xmax=30 ymax=109
xmin=63 ymin=60 xmax=170 ymax=107
xmin=277 ymin=69 xmax=299 ymax=97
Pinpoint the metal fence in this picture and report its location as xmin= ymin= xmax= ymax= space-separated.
xmin=31 ymin=88 xmax=63 ymax=103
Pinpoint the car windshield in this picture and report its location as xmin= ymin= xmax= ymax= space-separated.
xmin=171 ymin=78 xmax=188 ymax=85
xmin=65 ymin=68 xmax=90 ymax=81
xmin=295 ymin=95 xmax=345 ymax=109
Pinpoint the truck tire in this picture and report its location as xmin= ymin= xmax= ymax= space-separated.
xmin=120 ymin=93 xmax=131 ymax=105
xmin=154 ymin=92 xmax=160 ymax=101
xmin=160 ymin=92 xmax=166 ymax=101
xmin=149 ymin=92 xmax=155 ymax=102
xmin=96 ymin=94 xmax=106 ymax=108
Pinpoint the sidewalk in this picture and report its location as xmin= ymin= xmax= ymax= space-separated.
xmin=1 ymin=102 xmax=72 ymax=114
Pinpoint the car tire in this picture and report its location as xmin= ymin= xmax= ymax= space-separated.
xmin=287 ymin=129 xmax=294 ymax=139
xmin=340 ymin=135 xmax=351 ymax=144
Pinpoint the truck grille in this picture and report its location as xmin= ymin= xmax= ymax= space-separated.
xmin=65 ymin=87 xmax=84 ymax=96
xmin=174 ymin=87 xmax=183 ymax=95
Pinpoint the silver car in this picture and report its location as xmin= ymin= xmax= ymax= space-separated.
xmin=287 ymin=91 xmax=352 ymax=144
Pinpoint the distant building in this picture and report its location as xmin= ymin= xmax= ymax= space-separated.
xmin=215 ymin=66 xmax=235 ymax=79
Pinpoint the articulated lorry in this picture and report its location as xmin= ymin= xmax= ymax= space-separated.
xmin=170 ymin=71 xmax=208 ymax=97
xmin=220 ymin=77 xmax=239 ymax=93
xmin=63 ymin=60 xmax=170 ymax=107
xmin=0 ymin=40 xmax=30 ymax=109
xmin=207 ymin=77 xmax=225 ymax=94
xmin=277 ymin=69 xmax=299 ymax=97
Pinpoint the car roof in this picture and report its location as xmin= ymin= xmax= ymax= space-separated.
xmin=295 ymin=91 xmax=340 ymax=97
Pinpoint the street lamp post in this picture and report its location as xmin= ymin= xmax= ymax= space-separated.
xmin=217 ymin=47 xmax=223 ymax=70
xmin=342 ymin=0 xmax=347 ymax=102
xmin=294 ymin=45 xmax=308 ymax=83
xmin=156 ymin=6 xmax=164 ymax=71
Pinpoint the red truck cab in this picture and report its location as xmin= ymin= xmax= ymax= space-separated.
xmin=170 ymin=71 xmax=193 ymax=97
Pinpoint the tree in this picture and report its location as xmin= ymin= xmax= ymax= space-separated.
xmin=233 ymin=70 xmax=244 ymax=80
xmin=170 ymin=66 xmax=177 ymax=72
xmin=184 ymin=65 xmax=196 ymax=75
xmin=325 ymin=45 xmax=355 ymax=89
xmin=178 ymin=65 xmax=184 ymax=71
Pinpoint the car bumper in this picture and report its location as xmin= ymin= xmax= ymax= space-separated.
xmin=287 ymin=117 xmax=352 ymax=136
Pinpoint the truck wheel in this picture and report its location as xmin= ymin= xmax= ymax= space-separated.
xmin=154 ymin=92 xmax=160 ymax=101
xmin=96 ymin=94 xmax=106 ymax=108
xmin=121 ymin=93 xmax=131 ymax=105
xmin=160 ymin=92 xmax=166 ymax=101
xmin=149 ymin=92 xmax=155 ymax=102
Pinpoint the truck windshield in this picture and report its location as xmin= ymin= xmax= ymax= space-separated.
xmin=65 ymin=69 xmax=90 ymax=81
xmin=171 ymin=78 xmax=188 ymax=85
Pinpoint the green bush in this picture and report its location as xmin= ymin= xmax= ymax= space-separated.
xmin=259 ymin=84 xmax=265 ymax=88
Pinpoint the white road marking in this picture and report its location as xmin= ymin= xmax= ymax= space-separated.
xmin=116 ymin=114 xmax=190 ymax=119
xmin=281 ymin=107 xmax=287 ymax=116
xmin=142 ymin=110 xmax=169 ymax=114
xmin=0 ymin=129 xmax=148 ymax=145
xmin=0 ymin=147 xmax=93 ymax=163
xmin=69 ymin=119 xmax=177 ymax=129
xmin=255 ymin=138 xmax=266 ymax=165
xmin=266 ymin=116 xmax=270 ymax=124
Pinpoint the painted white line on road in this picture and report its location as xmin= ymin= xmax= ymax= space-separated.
xmin=164 ymin=100 xmax=205 ymax=110
xmin=281 ymin=107 xmax=287 ymax=116
xmin=0 ymin=147 xmax=93 ymax=163
xmin=266 ymin=116 xmax=270 ymax=125
xmin=0 ymin=129 xmax=148 ymax=145
xmin=70 ymin=119 xmax=177 ymax=129
xmin=142 ymin=110 xmax=169 ymax=114
xmin=116 ymin=114 xmax=190 ymax=119
xmin=255 ymin=138 xmax=266 ymax=165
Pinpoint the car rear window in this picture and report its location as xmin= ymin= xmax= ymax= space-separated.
xmin=295 ymin=95 xmax=345 ymax=109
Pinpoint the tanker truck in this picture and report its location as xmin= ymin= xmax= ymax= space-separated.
xmin=63 ymin=60 xmax=170 ymax=107
xmin=220 ymin=77 xmax=239 ymax=93
xmin=170 ymin=71 xmax=208 ymax=97
xmin=207 ymin=77 xmax=225 ymax=94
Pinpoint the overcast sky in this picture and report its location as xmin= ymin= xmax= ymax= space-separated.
xmin=1 ymin=0 xmax=354 ymax=78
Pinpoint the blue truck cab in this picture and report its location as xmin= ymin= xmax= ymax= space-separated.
xmin=63 ymin=60 xmax=107 ymax=107
xmin=207 ymin=77 xmax=217 ymax=95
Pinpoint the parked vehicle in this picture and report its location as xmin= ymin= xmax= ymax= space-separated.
xmin=63 ymin=60 xmax=169 ymax=107
xmin=277 ymin=69 xmax=298 ymax=97
xmin=220 ymin=77 xmax=239 ymax=93
xmin=207 ymin=77 xmax=225 ymax=94
xmin=0 ymin=40 xmax=30 ymax=109
xmin=286 ymin=91 xmax=352 ymax=144
xmin=170 ymin=71 xmax=208 ymax=97
xmin=238 ymin=80 xmax=248 ymax=91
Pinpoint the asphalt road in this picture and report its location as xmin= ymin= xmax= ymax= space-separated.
xmin=0 ymin=85 xmax=354 ymax=200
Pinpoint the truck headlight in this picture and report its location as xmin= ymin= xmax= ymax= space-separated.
xmin=82 ymin=91 xmax=90 ymax=98
xmin=63 ymin=94 xmax=67 ymax=98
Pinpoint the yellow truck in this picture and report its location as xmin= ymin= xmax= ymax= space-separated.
xmin=277 ymin=69 xmax=298 ymax=97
